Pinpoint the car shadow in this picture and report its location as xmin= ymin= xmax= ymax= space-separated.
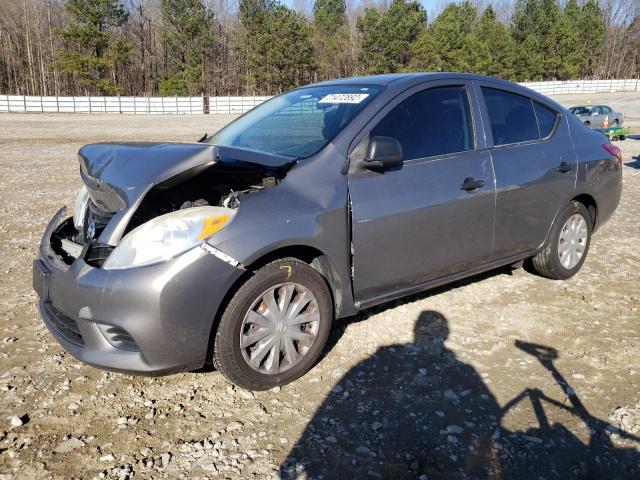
xmin=280 ymin=311 xmax=640 ymax=479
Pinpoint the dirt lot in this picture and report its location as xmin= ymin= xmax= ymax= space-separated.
xmin=1 ymin=93 xmax=639 ymax=479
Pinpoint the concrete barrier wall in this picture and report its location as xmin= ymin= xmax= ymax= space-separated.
xmin=520 ymin=78 xmax=639 ymax=95
xmin=1 ymin=79 xmax=638 ymax=114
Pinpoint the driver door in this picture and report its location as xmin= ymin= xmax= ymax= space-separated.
xmin=348 ymin=82 xmax=496 ymax=305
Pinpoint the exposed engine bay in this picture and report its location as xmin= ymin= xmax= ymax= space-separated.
xmin=124 ymin=163 xmax=278 ymax=235
xmin=49 ymin=143 xmax=291 ymax=267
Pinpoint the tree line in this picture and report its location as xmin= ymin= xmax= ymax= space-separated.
xmin=1 ymin=0 xmax=638 ymax=97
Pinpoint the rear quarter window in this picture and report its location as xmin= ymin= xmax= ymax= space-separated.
xmin=533 ymin=102 xmax=558 ymax=138
xmin=481 ymin=87 xmax=538 ymax=146
xmin=482 ymin=87 xmax=563 ymax=146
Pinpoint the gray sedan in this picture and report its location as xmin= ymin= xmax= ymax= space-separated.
xmin=34 ymin=73 xmax=622 ymax=390
xmin=569 ymin=105 xmax=624 ymax=128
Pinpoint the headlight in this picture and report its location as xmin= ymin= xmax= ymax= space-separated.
xmin=73 ymin=185 xmax=90 ymax=231
xmin=102 ymin=206 xmax=235 ymax=270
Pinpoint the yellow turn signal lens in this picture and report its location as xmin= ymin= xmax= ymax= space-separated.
xmin=197 ymin=215 xmax=229 ymax=240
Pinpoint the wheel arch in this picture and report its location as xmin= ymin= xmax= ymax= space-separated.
xmin=242 ymin=245 xmax=343 ymax=315
xmin=571 ymin=193 xmax=598 ymax=230
xmin=203 ymin=244 xmax=347 ymax=367
xmin=538 ymin=192 xmax=598 ymax=253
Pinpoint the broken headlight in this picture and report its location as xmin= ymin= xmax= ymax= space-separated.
xmin=102 ymin=206 xmax=235 ymax=270
xmin=73 ymin=185 xmax=90 ymax=231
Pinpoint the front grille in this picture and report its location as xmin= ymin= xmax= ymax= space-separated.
xmin=43 ymin=303 xmax=84 ymax=346
xmin=98 ymin=324 xmax=139 ymax=351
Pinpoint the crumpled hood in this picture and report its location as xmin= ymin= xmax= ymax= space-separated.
xmin=79 ymin=142 xmax=295 ymax=213
xmin=79 ymin=142 xmax=218 ymax=212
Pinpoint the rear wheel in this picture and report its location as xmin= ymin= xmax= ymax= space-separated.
xmin=531 ymin=201 xmax=592 ymax=280
xmin=613 ymin=119 xmax=619 ymax=127
xmin=213 ymin=258 xmax=333 ymax=390
xmin=584 ymin=121 xmax=591 ymax=127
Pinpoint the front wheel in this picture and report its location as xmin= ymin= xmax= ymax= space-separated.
xmin=531 ymin=202 xmax=592 ymax=280
xmin=212 ymin=258 xmax=333 ymax=390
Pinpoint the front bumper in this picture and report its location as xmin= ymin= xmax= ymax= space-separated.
xmin=34 ymin=208 xmax=244 ymax=375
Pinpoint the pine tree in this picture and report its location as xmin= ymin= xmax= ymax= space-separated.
xmin=313 ymin=0 xmax=350 ymax=79
xmin=240 ymin=1 xmax=315 ymax=93
xmin=57 ymin=0 xmax=130 ymax=94
xmin=578 ymin=0 xmax=605 ymax=77
xmin=473 ymin=6 xmax=517 ymax=80
xmin=357 ymin=0 xmax=427 ymax=74
xmin=159 ymin=0 xmax=215 ymax=95
xmin=559 ymin=0 xmax=583 ymax=79
xmin=411 ymin=2 xmax=479 ymax=73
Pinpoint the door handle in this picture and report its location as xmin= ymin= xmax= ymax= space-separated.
xmin=460 ymin=177 xmax=485 ymax=191
xmin=557 ymin=161 xmax=572 ymax=173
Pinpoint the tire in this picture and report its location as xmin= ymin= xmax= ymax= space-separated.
xmin=613 ymin=119 xmax=619 ymax=127
xmin=213 ymin=258 xmax=333 ymax=390
xmin=531 ymin=201 xmax=592 ymax=280
xmin=583 ymin=121 xmax=590 ymax=127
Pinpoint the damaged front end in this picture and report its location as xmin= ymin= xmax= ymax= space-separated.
xmin=51 ymin=142 xmax=294 ymax=269
xmin=35 ymin=141 xmax=295 ymax=374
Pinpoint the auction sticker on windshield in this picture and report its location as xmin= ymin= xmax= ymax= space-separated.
xmin=318 ymin=93 xmax=370 ymax=104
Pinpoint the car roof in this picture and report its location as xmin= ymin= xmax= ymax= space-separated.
xmin=306 ymin=72 xmax=567 ymax=112
xmin=309 ymin=72 xmax=516 ymax=87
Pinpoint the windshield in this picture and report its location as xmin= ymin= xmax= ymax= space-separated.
xmin=570 ymin=106 xmax=591 ymax=115
xmin=208 ymin=85 xmax=381 ymax=158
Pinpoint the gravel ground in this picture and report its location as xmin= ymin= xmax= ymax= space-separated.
xmin=1 ymin=94 xmax=639 ymax=479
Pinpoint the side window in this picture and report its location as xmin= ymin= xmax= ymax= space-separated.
xmin=533 ymin=102 xmax=558 ymax=138
xmin=370 ymin=86 xmax=474 ymax=161
xmin=602 ymin=106 xmax=612 ymax=114
xmin=481 ymin=87 xmax=538 ymax=146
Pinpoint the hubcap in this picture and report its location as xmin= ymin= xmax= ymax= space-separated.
xmin=558 ymin=213 xmax=588 ymax=270
xmin=240 ymin=283 xmax=320 ymax=375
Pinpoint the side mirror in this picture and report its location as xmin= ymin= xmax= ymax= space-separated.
xmin=592 ymin=111 xmax=599 ymax=116
xmin=363 ymin=136 xmax=403 ymax=170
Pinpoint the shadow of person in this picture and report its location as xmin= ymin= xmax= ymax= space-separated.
xmin=624 ymin=154 xmax=640 ymax=169
xmin=280 ymin=311 xmax=504 ymax=479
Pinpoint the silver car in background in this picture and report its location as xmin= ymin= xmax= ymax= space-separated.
xmin=569 ymin=105 xmax=624 ymax=128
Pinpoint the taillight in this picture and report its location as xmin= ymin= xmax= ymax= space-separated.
xmin=602 ymin=143 xmax=622 ymax=165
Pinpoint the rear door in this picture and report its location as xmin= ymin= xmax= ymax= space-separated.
xmin=348 ymin=81 xmax=496 ymax=304
xmin=476 ymin=82 xmax=577 ymax=260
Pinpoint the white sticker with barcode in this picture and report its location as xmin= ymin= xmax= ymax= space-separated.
xmin=318 ymin=93 xmax=370 ymax=104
